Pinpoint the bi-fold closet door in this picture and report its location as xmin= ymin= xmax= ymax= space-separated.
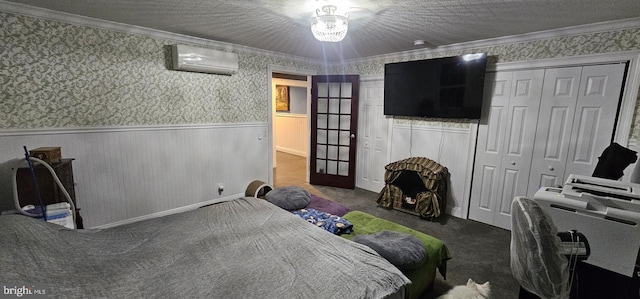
xmin=469 ymin=69 xmax=544 ymax=230
xmin=469 ymin=63 xmax=626 ymax=230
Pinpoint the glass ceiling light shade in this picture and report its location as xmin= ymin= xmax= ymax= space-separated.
xmin=311 ymin=5 xmax=349 ymax=42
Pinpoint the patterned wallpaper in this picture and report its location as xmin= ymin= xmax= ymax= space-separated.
xmin=330 ymin=27 xmax=640 ymax=133
xmin=2 ymin=9 xmax=640 ymax=138
xmin=331 ymin=28 xmax=640 ymax=76
xmin=0 ymin=11 xmax=319 ymax=128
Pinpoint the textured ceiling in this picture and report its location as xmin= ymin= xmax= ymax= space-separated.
xmin=5 ymin=0 xmax=640 ymax=61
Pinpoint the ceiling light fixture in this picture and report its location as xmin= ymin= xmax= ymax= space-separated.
xmin=311 ymin=5 xmax=349 ymax=42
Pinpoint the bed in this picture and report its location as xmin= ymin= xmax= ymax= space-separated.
xmin=278 ymin=191 xmax=450 ymax=299
xmin=342 ymin=211 xmax=451 ymax=299
xmin=0 ymin=197 xmax=409 ymax=298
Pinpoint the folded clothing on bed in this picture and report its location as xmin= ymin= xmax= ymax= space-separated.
xmin=292 ymin=208 xmax=353 ymax=235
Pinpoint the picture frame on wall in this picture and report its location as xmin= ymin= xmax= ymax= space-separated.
xmin=276 ymin=85 xmax=290 ymax=112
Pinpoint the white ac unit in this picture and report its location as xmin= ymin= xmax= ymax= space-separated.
xmin=171 ymin=44 xmax=238 ymax=75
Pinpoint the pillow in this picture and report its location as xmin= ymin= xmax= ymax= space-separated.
xmin=306 ymin=194 xmax=351 ymax=216
xmin=265 ymin=186 xmax=311 ymax=210
xmin=353 ymin=231 xmax=427 ymax=270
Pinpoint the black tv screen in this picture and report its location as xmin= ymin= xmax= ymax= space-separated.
xmin=384 ymin=53 xmax=488 ymax=119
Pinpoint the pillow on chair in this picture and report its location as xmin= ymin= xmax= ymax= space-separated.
xmin=265 ymin=186 xmax=311 ymax=210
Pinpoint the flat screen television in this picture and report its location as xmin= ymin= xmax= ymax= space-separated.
xmin=383 ymin=53 xmax=488 ymax=119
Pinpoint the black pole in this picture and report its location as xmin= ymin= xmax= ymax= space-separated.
xmin=23 ymin=146 xmax=46 ymax=221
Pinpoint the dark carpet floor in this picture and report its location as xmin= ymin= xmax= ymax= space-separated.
xmin=273 ymin=151 xmax=521 ymax=298
xmin=274 ymin=151 xmax=640 ymax=299
xmin=311 ymin=185 xmax=520 ymax=299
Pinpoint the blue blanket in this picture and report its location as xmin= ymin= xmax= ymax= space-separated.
xmin=293 ymin=208 xmax=353 ymax=235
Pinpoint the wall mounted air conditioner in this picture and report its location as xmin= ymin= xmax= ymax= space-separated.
xmin=171 ymin=44 xmax=238 ymax=75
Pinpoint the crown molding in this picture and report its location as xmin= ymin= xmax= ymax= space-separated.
xmin=0 ymin=0 xmax=325 ymax=66
xmin=2 ymin=0 xmax=639 ymax=68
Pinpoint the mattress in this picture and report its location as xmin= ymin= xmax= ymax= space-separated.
xmin=0 ymin=197 xmax=409 ymax=298
xmin=342 ymin=211 xmax=451 ymax=299
xmin=287 ymin=193 xmax=450 ymax=299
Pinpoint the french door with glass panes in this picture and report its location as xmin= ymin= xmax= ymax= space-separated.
xmin=310 ymin=75 xmax=360 ymax=188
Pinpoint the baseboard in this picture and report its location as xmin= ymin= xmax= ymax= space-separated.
xmin=276 ymin=147 xmax=306 ymax=157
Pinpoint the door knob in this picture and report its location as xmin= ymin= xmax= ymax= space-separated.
xmin=511 ymin=161 xmax=516 ymax=165
xmin=350 ymin=134 xmax=355 ymax=139
xmin=548 ymin=166 xmax=554 ymax=171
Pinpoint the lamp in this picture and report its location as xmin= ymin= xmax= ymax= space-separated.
xmin=311 ymin=5 xmax=349 ymax=42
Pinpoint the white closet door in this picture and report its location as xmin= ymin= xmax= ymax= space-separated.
xmin=471 ymin=63 xmax=626 ymax=230
xmin=469 ymin=72 xmax=512 ymax=225
xmin=493 ymin=69 xmax=545 ymax=229
xmin=564 ymin=63 xmax=627 ymax=177
xmin=356 ymin=79 xmax=388 ymax=192
xmin=469 ymin=69 xmax=544 ymax=229
xmin=527 ymin=67 xmax=583 ymax=197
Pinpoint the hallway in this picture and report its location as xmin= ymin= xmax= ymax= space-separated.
xmin=274 ymin=151 xmax=330 ymax=198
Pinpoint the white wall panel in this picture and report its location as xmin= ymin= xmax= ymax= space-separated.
xmin=389 ymin=124 xmax=473 ymax=218
xmin=274 ymin=114 xmax=307 ymax=157
xmin=0 ymin=124 xmax=270 ymax=228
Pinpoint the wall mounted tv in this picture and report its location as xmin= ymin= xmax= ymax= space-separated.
xmin=383 ymin=53 xmax=488 ymax=119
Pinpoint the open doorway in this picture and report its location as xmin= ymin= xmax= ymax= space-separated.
xmin=271 ymin=72 xmax=310 ymax=188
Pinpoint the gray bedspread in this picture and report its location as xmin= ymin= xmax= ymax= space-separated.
xmin=0 ymin=197 xmax=409 ymax=298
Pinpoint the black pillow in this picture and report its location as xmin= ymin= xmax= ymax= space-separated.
xmin=265 ymin=186 xmax=311 ymax=210
xmin=353 ymin=231 xmax=427 ymax=270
